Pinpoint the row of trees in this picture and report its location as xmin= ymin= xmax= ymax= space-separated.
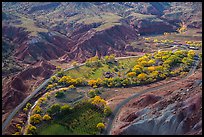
xmin=30 ymin=113 xmax=51 ymax=125
xmin=74 ymin=50 xmax=193 ymax=85
xmin=145 ymin=38 xmax=175 ymax=44
xmin=46 ymin=50 xmax=196 ymax=91
xmin=185 ymin=41 xmax=202 ymax=47
xmin=126 ymin=50 xmax=195 ymax=83
xmin=47 ymin=103 xmax=72 ymax=116
xmin=46 ymin=76 xmax=85 ymax=91
xmin=86 ymin=50 xmax=196 ymax=88
xmin=26 ymin=114 xmax=51 ymax=135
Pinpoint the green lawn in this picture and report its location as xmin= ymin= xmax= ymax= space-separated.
xmin=64 ymin=64 xmax=108 ymax=79
xmin=36 ymin=102 xmax=104 ymax=135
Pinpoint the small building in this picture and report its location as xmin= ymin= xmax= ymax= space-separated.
xmin=189 ymin=46 xmax=199 ymax=50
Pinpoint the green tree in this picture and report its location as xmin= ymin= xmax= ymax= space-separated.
xmin=88 ymin=89 xmax=96 ymax=98
xmin=55 ymin=90 xmax=65 ymax=98
xmin=60 ymin=104 xmax=72 ymax=114
xmin=48 ymin=103 xmax=61 ymax=116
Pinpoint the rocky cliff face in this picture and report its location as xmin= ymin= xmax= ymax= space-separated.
xmin=2 ymin=23 xmax=138 ymax=63
xmin=2 ymin=2 xmax=202 ymax=64
xmin=61 ymin=24 xmax=138 ymax=62
xmin=121 ymin=92 xmax=202 ymax=135
xmin=2 ymin=60 xmax=56 ymax=119
xmin=112 ymin=70 xmax=202 ymax=135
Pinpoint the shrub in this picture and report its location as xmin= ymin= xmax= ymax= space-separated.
xmin=114 ymin=66 xmax=119 ymax=72
xmin=23 ymin=107 xmax=28 ymax=113
xmin=57 ymin=71 xmax=64 ymax=77
xmin=26 ymin=102 xmax=32 ymax=109
xmin=43 ymin=114 xmax=51 ymax=121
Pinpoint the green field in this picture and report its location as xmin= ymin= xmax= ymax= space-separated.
xmin=64 ymin=57 xmax=139 ymax=80
xmin=37 ymin=123 xmax=72 ymax=135
xmin=36 ymin=102 xmax=104 ymax=135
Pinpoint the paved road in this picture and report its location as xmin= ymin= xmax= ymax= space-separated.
xmin=2 ymin=78 xmax=50 ymax=132
xmin=1 ymin=63 xmax=87 ymax=132
xmin=104 ymin=59 xmax=200 ymax=135
xmin=2 ymin=55 xmax=140 ymax=133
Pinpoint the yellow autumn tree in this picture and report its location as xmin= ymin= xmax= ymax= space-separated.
xmin=147 ymin=66 xmax=156 ymax=72
xmin=88 ymin=78 xmax=102 ymax=87
xmin=137 ymin=73 xmax=147 ymax=81
xmin=132 ymin=64 xmax=142 ymax=73
xmin=33 ymin=105 xmax=42 ymax=114
xmin=96 ymin=122 xmax=105 ymax=131
xmin=187 ymin=50 xmax=195 ymax=59
xmin=147 ymin=59 xmax=156 ymax=66
xmin=127 ymin=72 xmax=136 ymax=77
xmin=30 ymin=114 xmax=42 ymax=124
xmin=91 ymin=96 xmax=106 ymax=108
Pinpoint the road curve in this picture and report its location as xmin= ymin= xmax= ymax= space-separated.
xmin=104 ymin=59 xmax=199 ymax=135
xmin=2 ymin=64 xmax=85 ymax=132
xmin=2 ymin=55 xmax=140 ymax=133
